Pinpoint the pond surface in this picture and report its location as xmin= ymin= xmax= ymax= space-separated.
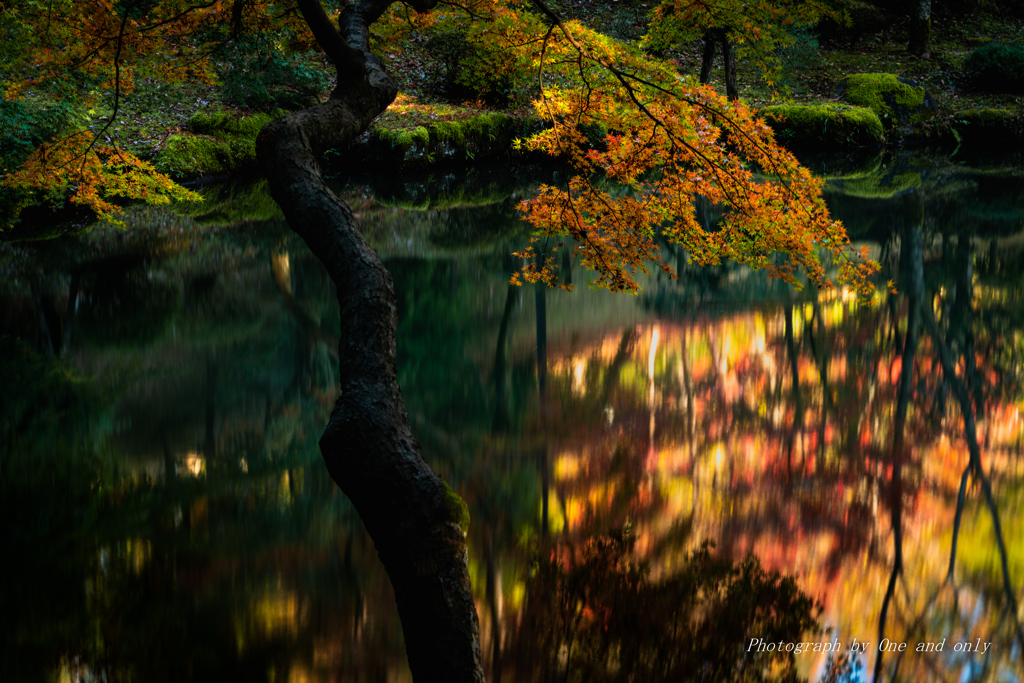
xmin=2 ymin=155 xmax=1024 ymax=682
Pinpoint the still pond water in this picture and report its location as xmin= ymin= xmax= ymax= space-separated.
xmin=2 ymin=155 xmax=1024 ymax=682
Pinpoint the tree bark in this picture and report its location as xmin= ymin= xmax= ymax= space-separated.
xmin=256 ymin=1 xmax=485 ymax=681
xmin=699 ymin=31 xmax=716 ymax=85
xmin=721 ymin=34 xmax=738 ymax=101
xmin=699 ymin=30 xmax=737 ymax=100
xmin=908 ymin=0 xmax=931 ymax=58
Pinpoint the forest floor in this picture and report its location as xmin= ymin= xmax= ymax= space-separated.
xmin=76 ymin=1 xmax=1024 ymax=172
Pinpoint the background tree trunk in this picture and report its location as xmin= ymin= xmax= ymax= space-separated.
xmin=256 ymin=1 xmax=485 ymax=681
xmin=909 ymin=0 xmax=931 ymax=58
xmin=699 ymin=30 xmax=716 ymax=84
xmin=698 ymin=30 xmax=738 ymax=100
xmin=722 ymin=34 xmax=738 ymax=100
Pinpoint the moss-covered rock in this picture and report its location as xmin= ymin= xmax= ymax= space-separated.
xmin=834 ymin=73 xmax=937 ymax=129
xmin=153 ymin=111 xmax=278 ymax=180
xmin=365 ymin=111 xmax=544 ymax=167
xmin=947 ymin=109 xmax=1024 ymax=148
xmin=760 ymin=103 xmax=884 ymax=149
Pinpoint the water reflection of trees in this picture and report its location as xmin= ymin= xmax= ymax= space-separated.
xmin=1 ymin=218 xmax=412 ymax=682
xmin=510 ymin=531 xmax=820 ymax=683
xmin=6 ymin=167 xmax=1024 ymax=682
xmin=503 ymin=187 xmax=1024 ymax=680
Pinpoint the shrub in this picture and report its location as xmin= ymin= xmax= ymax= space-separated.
xmin=419 ymin=17 xmax=532 ymax=107
xmin=217 ymin=31 xmax=332 ymax=111
xmin=423 ymin=28 xmax=475 ymax=100
xmin=964 ymin=43 xmax=1024 ymax=94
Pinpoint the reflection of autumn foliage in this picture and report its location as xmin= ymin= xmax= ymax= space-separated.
xmin=511 ymin=531 xmax=820 ymax=683
xmin=521 ymin=284 xmax=1023 ymax=680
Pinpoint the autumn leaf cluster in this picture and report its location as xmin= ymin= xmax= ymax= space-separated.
xmin=0 ymin=0 xmax=327 ymax=224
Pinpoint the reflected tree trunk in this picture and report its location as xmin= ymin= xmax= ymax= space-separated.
xmin=486 ymin=537 xmax=503 ymax=683
xmin=61 ymin=273 xmax=80 ymax=355
xmin=874 ymin=221 xmax=922 ymax=683
xmin=492 ymin=283 xmax=517 ymax=434
xmin=31 ymin=278 xmax=53 ymax=357
xmin=680 ymin=330 xmax=695 ymax=443
xmin=784 ymin=304 xmax=802 ymax=418
xmin=536 ymin=244 xmax=550 ymax=539
xmin=272 ymin=252 xmax=340 ymax=357
xmin=809 ymin=302 xmax=829 ymax=463
xmin=205 ymin=359 xmax=218 ymax=460
xmin=783 ymin=304 xmax=804 ymax=480
xmin=601 ymin=329 xmax=636 ymax=406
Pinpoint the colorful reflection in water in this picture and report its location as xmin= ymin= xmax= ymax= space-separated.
xmin=2 ymin=159 xmax=1023 ymax=682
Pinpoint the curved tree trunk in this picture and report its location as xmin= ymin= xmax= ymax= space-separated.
xmin=256 ymin=1 xmax=485 ymax=681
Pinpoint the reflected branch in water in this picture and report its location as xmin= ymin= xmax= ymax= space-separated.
xmin=599 ymin=327 xmax=637 ymax=406
xmin=920 ymin=278 xmax=1024 ymax=653
xmin=947 ymin=464 xmax=972 ymax=586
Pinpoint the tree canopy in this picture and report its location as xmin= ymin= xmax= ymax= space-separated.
xmin=1 ymin=0 xmax=874 ymax=294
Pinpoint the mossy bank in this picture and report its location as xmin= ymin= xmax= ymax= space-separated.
xmin=760 ymin=103 xmax=885 ymax=150
xmin=153 ymin=111 xmax=280 ymax=180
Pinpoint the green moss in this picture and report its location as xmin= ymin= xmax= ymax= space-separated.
xmin=153 ymin=134 xmax=230 ymax=179
xmin=368 ymin=111 xmax=541 ymax=166
xmin=153 ymin=111 xmax=279 ymax=180
xmin=188 ymin=111 xmax=277 ymax=138
xmin=954 ymin=108 xmax=1016 ymax=125
xmin=441 ymin=479 xmax=470 ymax=535
xmin=760 ymin=103 xmax=884 ymax=149
xmin=432 ymin=120 xmax=466 ymax=145
xmin=835 ymin=73 xmax=935 ymax=128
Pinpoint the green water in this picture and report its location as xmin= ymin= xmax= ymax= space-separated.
xmin=2 ymin=155 xmax=1023 ymax=682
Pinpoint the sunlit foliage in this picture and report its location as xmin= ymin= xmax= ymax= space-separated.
xmin=2 ymin=0 xmax=872 ymax=293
